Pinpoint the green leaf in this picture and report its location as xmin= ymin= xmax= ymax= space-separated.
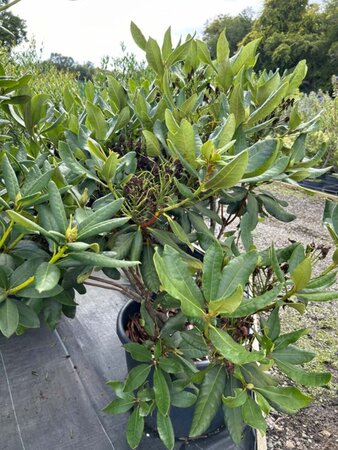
xmin=255 ymin=386 xmax=312 ymax=414
xmin=77 ymin=218 xmax=129 ymax=240
xmin=166 ymin=39 xmax=192 ymax=66
xmin=6 ymin=210 xmax=51 ymax=238
xmin=209 ymin=286 xmax=243 ymax=316
xmin=103 ymin=396 xmax=135 ymax=414
xmin=86 ymin=101 xmax=107 ymax=141
xmin=140 ymin=244 xmax=160 ymax=292
xmin=217 ymin=251 xmax=258 ymax=299
xmin=176 ymin=331 xmax=209 ymax=359
xmin=15 ymin=301 xmax=40 ymax=328
xmin=224 ymin=405 xmax=245 ymax=445
xmin=270 ymin=244 xmax=285 ymax=283
xmin=58 ymin=141 xmax=101 ymax=182
xmin=130 ymin=22 xmax=147 ymax=51
xmin=231 ymin=39 xmax=260 ymax=74
xmin=67 ymin=251 xmax=139 ymax=269
xmin=157 ymin=412 xmax=175 ymax=450
xmin=230 ymin=285 xmax=282 ymax=317
xmin=190 ymin=365 xmax=226 ymax=437
xmin=153 ymin=246 xmax=205 ymax=318
xmin=162 ymin=26 xmax=173 ymax=61
xmin=171 ymin=391 xmax=197 ymax=408
xmin=222 ymin=389 xmax=248 ymax=408
xmin=101 ymin=151 xmax=119 ymax=185
xmin=216 ymin=31 xmax=230 ymax=63
xmin=271 ymin=346 xmax=315 ymax=365
xmin=127 ymin=408 xmax=144 ymax=449
xmin=241 ymin=363 xmax=278 ymax=388
xmin=245 ymin=139 xmax=279 ymax=177
xmin=170 ymin=119 xmax=197 ymax=167
xmin=291 ymin=257 xmax=311 ymax=292
xmin=124 ymin=364 xmax=152 ymax=392
xmin=124 ymin=343 xmax=152 ymax=362
xmin=87 ymin=137 xmax=106 ymax=161
xmin=0 ymin=299 xmax=19 ymax=337
xmin=215 ymin=114 xmax=236 ymax=148
xmin=142 ymin=130 xmax=161 ymax=156
xmin=1 ymin=154 xmax=20 ymax=202
xmin=229 ymin=81 xmax=246 ymax=125
xmin=48 ymin=181 xmax=68 ymax=233
xmin=259 ymin=195 xmax=296 ymax=222
xmin=297 ymin=291 xmax=338 ymax=302
xmin=35 ymin=262 xmax=61 ymax=294
xmin=154 ymin=368 xmax=170 ymax=416
xmin=77 ymin=198 xmax=124 ymax=232
xmin=265 ymin=307 xmax=280 ymax=341
xmin=209 ymin=326 xmax=264 ymax=365
xmin=146 ymin=38 xmax=164 ymax=76
xmin=247 ymin=82 xmax=289 ymax=127
xmin=275 ymin=359 xmax=331 ymax=386
xmin=274 ymin=329 xmax=308 ymax=350
xmin=164 ymin=214 xmax=192 ymax=250
xmin=204 ymin=151 xmax=248 ymax=191
xmin=288 ymin=60 xmax=307 ymax=93
xmin=241 ymin=396 xmax=266 ymax=434
xmin=202 ymin=241 xmax=223 ymax=301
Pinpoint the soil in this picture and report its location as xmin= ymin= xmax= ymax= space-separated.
xmin=247 ymin=183 xmax=338 ymax=450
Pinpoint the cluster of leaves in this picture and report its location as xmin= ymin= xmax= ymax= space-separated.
xmin=0 ymin=16 xmax=337 ymax=449
xmin=105 ymin=240 xmax=337 ymax=449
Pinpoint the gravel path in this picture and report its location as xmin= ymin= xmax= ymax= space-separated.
xmin=247 ymin=183 xmax=338 ymax=450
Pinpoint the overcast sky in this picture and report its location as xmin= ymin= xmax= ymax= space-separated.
xmin=11 ymin=0 xmax=263 ymax=66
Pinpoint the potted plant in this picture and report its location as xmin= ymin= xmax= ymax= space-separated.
xmin=93 ymin=25 xmax=337 ymax=450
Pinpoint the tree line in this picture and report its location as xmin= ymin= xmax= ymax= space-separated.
xmin=203 ymin=0 xmax=337 ymax=92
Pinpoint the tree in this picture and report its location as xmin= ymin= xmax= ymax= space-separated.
xmin=203 ymin=8 xmax=254 ymax=58
xmin=49 ymin=52 xmax=95 ymax=81
xmin=0 ymin=0 xmax=26 ymax=48
xmin=242 ymin=0 xmax=338 ymax=91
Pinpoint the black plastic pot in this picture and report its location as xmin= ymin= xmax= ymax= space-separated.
xmin=116 ymin=300 xmax=257 ymax=449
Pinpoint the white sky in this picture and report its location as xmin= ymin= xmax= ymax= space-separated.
xmin=11 ymin=0 xmax=263 ymax=66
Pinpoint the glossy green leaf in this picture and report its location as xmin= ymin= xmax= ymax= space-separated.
xmin=171 ymin=391 xmax=197 ymax=408
xmin=259 ymin=195 xmax=296 ymax=222
xmin=217 ymin=251 xmax=258 ymax=299
xmin=297 ymin=291 xmax=338 ymax=302
xmin=270 ymin=244 xmax=285 ymax=283
xmin=154 ymin=368 xmax=170 ymax=416
xmin=245 ymin=139 xmax=279 ymax=177
xmin=230 ymin=285 xmax=282 ymax=318
xmin=166 ymin=39 xmax=192 ymax=66
xmin=247 ymin=82 xmax=289 ymax=127
xmin=78 ymin=218 xmax=129 ymax=240
xmin=86 ymin=102 xmax=107 ymax=141
xmin=170 ymin=119 xmax=197 ymax=167
xmin=1 ymin=154 xmax=20 ymax=202
xmin=101 ymin=151 xmax=119 ymax=185
xmin=190 ymin=365 xmax=226 ymax=437
xmin=48 ymin=181 xmax=68 ymax=233
xmin=222 ymin=388 xmax=248 ymax=408
xmin=157 ymin=412 xmax=174 ymax=450
xmin=229 ymin=82 xmax=246 ymax=125
xmin=6 ymin=210 xmax=51 ymax=238
xmin=164 ymin=214 xmax=193 ymax=250
xmin=153 ymin=246 xmax=205 ymax=317
xmin=146 ymin=38 xmax=164 ymax=76
xmin=142 ymin=130 xmax=161 ymax=156
xmin=209 ymin=286 xmax=243 ymax=316
xmin=35 ymin=262 xmax=61 ymax=294
xmin=103 ymin=396 xmax=135 ymax=414
xmin=271 ymin=346 xmax=315 ymax=365
xmin=241 ymin=396 xmax=266 ymax=434
xmin=127 ymin=408 xmax=144 ymax=449
xmin=231 ymin=39 xmax=260 ymax=74
xmin=209 ymin=326 xmax=264 ymax=364
xmin=0 ymin=299 xmax=19 ymax=338
xmin=274 ymin=329 xmax=308 ymax=350
xmin=77 ymin=198 xmax=124 ymax=232
xmin=216 ymin=113 xmax=236 ymax=148
xmin=216 ymin=31 xmax=230 ymax=63
xmin=291 ymin=257 xmax=311 ymax=292
xmin=130 ymin=22 xmax=147 ymax=51
xmin=15 ymin=301 xmax=40 ymax=328
xmin=255 ymin=386 xmax=312 ymax=414
xmin=67 ymin=251 xmax=139 ymax=268
xmin=241 ymin=363 xmax=278 ymax=388
xmin=124 ymin=364 xmax=152 ymax=392
xmin=202 ymin=241 xmax=223 ymax=301
xmin=140 ymin=244 xmax=160 ymax=292
xmin=124 ymin=343 xmax=152 ymax=362
xmin=275 ymin=359 xmax=331 ymax=386
xmin=204 ymin=151 xmax=248 ymax=191
xmin=223 ymin=405 xmax=245 ymax=445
